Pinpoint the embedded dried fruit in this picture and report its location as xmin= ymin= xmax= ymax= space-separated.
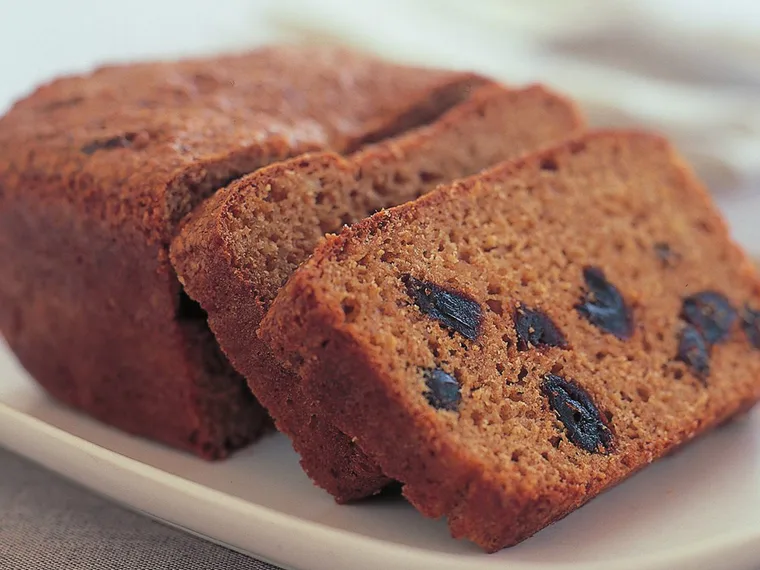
xmin=576 ymin=266 xmax=633 ymax=340
xmin=514 ymin=306 xmax=568 ymax=351
xmin=677 ymin=324 xmax=710 ymax=381
xmin=541 ymin=374 xmax=613 ymax=453
xmin=81 ymin=133 xmax=137 ymax=155
xmin=423 ymin=368 xmax=461 ymax=411
xmin=403 ymin=275 xmax=482 ymax=340
xmin=742 ymin=305 xmax=760 ymax=349
xmin=654 ymin=242 xmax=680 ymax=267
xmin=681 ymin=291 xmax=737 ymax=346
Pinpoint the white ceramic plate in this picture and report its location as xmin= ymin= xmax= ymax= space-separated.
xmin=2 ymin=338 xmax=760 ymax=570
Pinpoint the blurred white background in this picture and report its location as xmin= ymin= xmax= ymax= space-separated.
xmin=2 ymin=0 xmax=759 ymax=251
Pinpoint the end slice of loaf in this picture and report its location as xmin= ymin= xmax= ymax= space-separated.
xmin=259 ymin=131 xmax=760 ymax=550
xmin=170 ymin=83 xmax=584 ymax=498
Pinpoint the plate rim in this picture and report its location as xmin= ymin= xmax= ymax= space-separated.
xmin=2 ymin=398 xmax=760 ymax=570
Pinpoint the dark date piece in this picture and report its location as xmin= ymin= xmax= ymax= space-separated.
xmin=742 ymin=305 xmax=760 ymax=349
xmin=541 ymin=374 xmax=613 ymax=453
xmin=676 ymin=324 xmax=710 ymax=382
xmin=403 ymin=275 xmax=482 ymax=340
xmin=423 ymin=368 xmax=461 ymax=412
xmin=681 ymin=291 xmax=737 ymax=345
xmin=654 ymin=242 xmax=680 ymax=267
xmin=81 ymin=133 xmax=138 ymax=155
xmin=514 ymin=306 xmax=568 ymax=351
xmin=576 ymin=266 xmax=633 ymax=340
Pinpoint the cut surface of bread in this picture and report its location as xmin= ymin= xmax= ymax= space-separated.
xmin=0 ymin=45 xmax=482 ymax=458
xmin=170 ymin=83 xmax=584 ymax=493
xmin=259 ymin=131 xmax=760 ymax=550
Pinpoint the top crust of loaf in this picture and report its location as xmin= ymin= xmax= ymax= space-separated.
xmin=171 ymin=82 xmax=584 ymax=311
xmin=0 ymin=45 xmax=482 ymax=243
xmin=259 ymin=131 xmax=760 ymax=551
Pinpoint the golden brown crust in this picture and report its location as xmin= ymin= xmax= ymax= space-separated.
xmin=170 ymin=83 xmax=584 ymax=491
xmin=0 ymin=45 xmax=481 ymax=243
xmin=259 ymin=131 xmax=760 ymax=549
xmin=0 ymin=45 xmax=482 ymax=457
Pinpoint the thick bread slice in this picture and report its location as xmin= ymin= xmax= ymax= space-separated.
xmin=259 ymin=131 xmax=760 ymax=550
xmin=170 ymin=83 xmax=584 ymax=494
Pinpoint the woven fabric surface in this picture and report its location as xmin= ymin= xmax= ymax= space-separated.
xmin=0 ymin=447 xmax=280 ymax=570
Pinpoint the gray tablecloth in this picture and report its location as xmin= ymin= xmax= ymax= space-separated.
xmin=0 ymin=447 xmax=278 ymax=570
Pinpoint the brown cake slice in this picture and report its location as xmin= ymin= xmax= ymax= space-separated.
xmin=259 ymin=131 xmax=760 ymax=551
xmin=170 ymin=83 xmax=584 ymax=497
xmin=0 ymin=45 xmax=484 ymax=458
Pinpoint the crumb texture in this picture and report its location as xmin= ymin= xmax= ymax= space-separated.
xmin=170 ymin=83 xmax=583 ymax=493
xmin=260 ymin=131 xmax=760 ymax=550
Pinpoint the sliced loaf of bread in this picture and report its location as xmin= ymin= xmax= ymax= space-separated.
xmin=170 ymin=83 xmax=584 ymax=497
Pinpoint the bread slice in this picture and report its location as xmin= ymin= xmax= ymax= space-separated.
xmin=0 ymin=45 xmax=485 ymax=459
xmin=170 ymin=83 xmax=584 ymax=496
xmin=259 ymin=131 xmax=760 ymax=550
